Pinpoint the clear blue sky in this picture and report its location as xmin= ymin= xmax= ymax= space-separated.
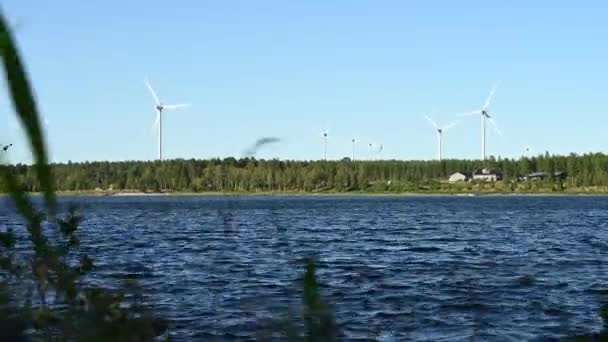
xmin=2 ymin=0 xmax=608 ymax=163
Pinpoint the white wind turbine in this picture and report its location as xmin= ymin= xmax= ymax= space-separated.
xmin=367 ymin=142 xmax=382 ymax=161
xmin=523 ymin=145 xmax=534 ymax=158
xmin=1 ymin=17 xmax=25 ymax=161
xmin=3 ymin=112 xmax=50 ymax=164
xmin=145 ymin=79 xmax=189 ymax=161
xmin=321 ymin=124 xmax=331 ymax=161
xmin=424 ymin=115 xmax=458 ymax=161
xmin=458 ymin=82 xmax=502 ymax=160
xmin=376 ymin=143 xmax=383 ymax=160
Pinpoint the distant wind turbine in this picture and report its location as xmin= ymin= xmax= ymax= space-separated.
xmin=376 ymin=144 xmax=383 ymax=159
xmin=3 ymin=111 xmax=49 ymax=163
xmin=523 ymin=145 xmax=534 ymax=158
xmin=145 ymin=78 xmax=190 ymax=161
xmin=351 ymin=138 xmax=356 ymax=161
xmin=321 ymin=124 xmax=330 ymax=161
xmin=424 ymin=115 xmax=459 ymax=161
xmin=369 ymin=143 xmax=384 ymax=160
xmin=458 ymin=82 xmax=502 ymax=160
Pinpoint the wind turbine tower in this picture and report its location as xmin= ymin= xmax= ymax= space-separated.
xmin=458 ymin=82 xmax=502 ymax=160
xmin=145 ymin=79 xmax=190 ymax=161
xmin=376 ymin=144 xmax=383 ymax=160
xmin=320 ymin=125 xmax=331 ymax=161
xmin=424 ymin=115 xmax=458 ymax=161
xmin=322 ymin=130 xmax=328 ymax=161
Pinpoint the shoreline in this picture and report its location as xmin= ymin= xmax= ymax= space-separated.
xmin=4 ymin=191 xmax=608 ymax=198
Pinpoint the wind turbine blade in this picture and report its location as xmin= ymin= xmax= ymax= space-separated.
xmin=442 ymin=120 xmax=459 ymax=131
xmin=456 ymin=110 xmax=480 ymax=117
xmin=323 ymin=121 xmax=331 ymax=135
xmin=163 ymin=103 xmax=190 ymax=110
xmin=483 ymin=81 xmax=500 ymax=110
xmin=488 ymin=118 xmax=502 ymax=136
xmin=151 ymin=112 xmax=160 ymax=136
xmin=424 ymin=115 xmax=438 ymax=129
xmin=145 ymin=79 xmax=161 ymax=106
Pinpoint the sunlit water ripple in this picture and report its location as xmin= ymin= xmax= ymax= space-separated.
xmin=2 ymin=195 xmax=608 ymax=341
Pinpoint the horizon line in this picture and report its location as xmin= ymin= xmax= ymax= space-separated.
xmin=2 ymin=151 xmax=605 ymax=166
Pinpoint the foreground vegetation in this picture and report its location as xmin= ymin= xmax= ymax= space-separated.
xmin=1 ymin=9 xmax=608 ymax=340
xmin=4 ymin=152 xmax=608 ymax=194
xmin=0 ymin=12 xmax=336 ymax=341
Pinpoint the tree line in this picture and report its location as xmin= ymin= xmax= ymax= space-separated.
xmin=3 ymin=152 xmax=608 ymax=193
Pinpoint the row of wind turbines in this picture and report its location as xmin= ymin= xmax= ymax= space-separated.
xmin=143 ymin=78 xmax=501 ymax=162
xmin=321 ymin=128 xmax=383 ymax=162
xmin=145 ymin=78 xmax=389 ymax=162
xmin=320 ymin=83 xmax=502 ymax=162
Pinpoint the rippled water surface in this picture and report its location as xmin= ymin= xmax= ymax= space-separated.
xmin=3 ymin=195 xmax=608 ymax=341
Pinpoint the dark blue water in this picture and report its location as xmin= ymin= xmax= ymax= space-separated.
xmin=2 ymin=195 xmax=608 ymax=341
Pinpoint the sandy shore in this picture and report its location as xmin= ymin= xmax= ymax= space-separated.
xmin=111 ymin=192 xmax=169 ymax=197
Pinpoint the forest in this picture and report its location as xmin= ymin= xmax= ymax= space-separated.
xmin=3 ymin=152 xmax=608 ymax=193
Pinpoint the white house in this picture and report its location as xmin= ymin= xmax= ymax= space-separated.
xmin=449 ymin=172 xmax=471 ymax=183
xmin=472 ymin=168 xmax=502 ymax=182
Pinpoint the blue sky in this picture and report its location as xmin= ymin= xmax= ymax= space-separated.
xmin=2 ymin=0 xmax=608 ymax=163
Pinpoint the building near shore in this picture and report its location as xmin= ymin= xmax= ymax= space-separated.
xmin=525 ymin=171 xmax=567 ymax=181
xmin=472 ymin=168 xmax=502 ymax=182
xmin=448 ymin=172 xmax=471 ymax=183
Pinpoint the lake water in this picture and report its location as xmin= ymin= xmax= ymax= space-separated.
xmin=2 ymin=195 xmax=608 ymax=341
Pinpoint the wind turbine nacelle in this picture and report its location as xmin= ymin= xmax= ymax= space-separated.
xmin=156 ymin=105 xmax=163 ymax=111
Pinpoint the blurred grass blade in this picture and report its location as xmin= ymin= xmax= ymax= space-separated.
xmin=1 ymin=169 xmax=38 ymax=222
xmin=0 ymin=10 xmax=55 ymax=214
